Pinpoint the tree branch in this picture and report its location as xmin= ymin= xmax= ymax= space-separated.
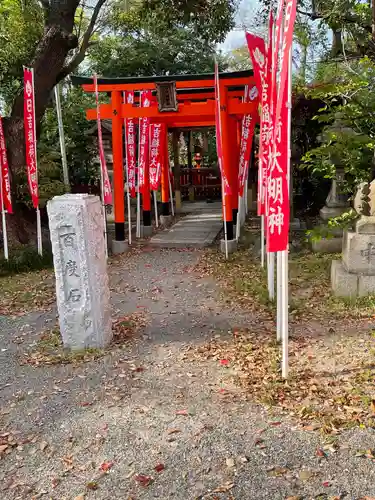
xmin=57 ymin=0 xmax=108 ymax=81
xmin=297 ymin=8 xmax=372 ymax=33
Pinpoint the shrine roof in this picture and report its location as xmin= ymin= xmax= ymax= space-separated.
xmin=71 ymin=69 xmax=253 ymax=89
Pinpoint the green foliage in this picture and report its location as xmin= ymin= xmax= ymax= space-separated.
xmin=140 ymin=0 xmax=235 ymax=44
xmin=302 ymin=58 xmax=375 ymax=190
xmin=0 ymin=245 xmax=53 ymax=276
xmin=39 ymin=87 xmax=98 ymax=187
xmin=89 ymin=3 xmax=231 ymax=77
xmin=306 ymin=209 xmax=359 ymax=243
xmin=0 ymin=0 xmax=43 ymax=108
xmin=225 ymin=46 xmax=252 ymax=72
xmin=89 ymin=28 xmax=224 ymax=77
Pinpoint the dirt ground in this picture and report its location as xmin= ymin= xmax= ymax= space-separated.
xmin=1 ymin=244 xmax=375 ymax=500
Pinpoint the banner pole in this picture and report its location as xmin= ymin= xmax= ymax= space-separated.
xmin=261 ymin=215 xmax=265 ymax=267
xmin=123 ymin=117 xmax=132 ymax=245
xmin=31 ymin=68 xmax=42 ymax=256
xmin=93 ymin=75 xmax=108 ymax=258
xmin=268 ymin=252 xmax=275 ymax=300
xmin=281 ymin=48 xmax=292 ymax=379
xmin=276 ymin=251 xmax=282 ymax=340
xmin=0 ymin=160 xmax=8 ymax=260
xmin=236 ymin=194 xmax=241 ymax=240
xmin=168 ymin=169 xmax=175 ymax=216
xmin=54 ymin=84 xmax=70 ymax=191
xmin=136 ymin=104 xmax=142 ymax=238
xmin=221 ymin=176 xmax=228 ymax=259
xmin=153 ymin=191 xmax=159 ymax=227
xmin=36 ymin=206 xmax=42 ymax=256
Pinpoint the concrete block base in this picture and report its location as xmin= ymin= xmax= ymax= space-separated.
xmin=331 ymin=260 xmax=358 ymax=299
xmin=312 ymin=237 xmax=342 ymax=254
xmin=112 ymin=239 xmax=128 ymax=255
xmin=331 ymin=260 xmax=375 ymax=298
xmin=220 ymin=238 xmax=238 ymax=254
xmin=358 ymin=274 xmax=375 ymax=296
xmin=290 ymin=218 xmax=301 ymax=230
xmin=160 ymin=215 xmax=173 ymax=226
xmin=141 ymin=225 xmax=153 ymax=238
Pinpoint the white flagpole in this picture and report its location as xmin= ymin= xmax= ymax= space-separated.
xmin=136 ymin=94 xmax=142 ymax=238
xmin=236 ymin=195 xmax=241 ymax=240
xmin=31 ymin=68 xmax=42 ymax=256
xmin=261 ymin=215 xmax=265 ymax=267
xmin=276 ymin=251 xmax=282 ymax=340
xmin=98 ymin=127 xmax=108 ymax=259
xmin=215 ymin=63 xmax=228 ymax=259
xmin=281 ymin=48 xmax=292 ymax=379
xmin=123 ymin=93 xmax=132 ymax=245
xmin=0 ymin=159 xmax=8 ymax=260
xmin=221 ymin=176 xmax=228 ymax=259
xmin=168 ymin=174 xmax=175 ymax=216
xmin=153 ymin=191 xmax=159 ymax=227
xmin=93 ymin=75 xmax=108 ymax=258
xmin=268 ymin=252 xmax=275 ymax=300
xmin=54 ymin=84 xmax=69 ymax=191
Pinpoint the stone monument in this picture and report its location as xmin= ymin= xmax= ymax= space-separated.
xmin=312 ymin=166 xmax=349 ymax=253
xmin=331 ymin=215 xmax=375 ymax=298
xmin=47 ymin=194 xmax=112 ymax=349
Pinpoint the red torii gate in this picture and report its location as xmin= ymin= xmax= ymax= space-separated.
xmin=72 ymin=70 xmax=259 ymax=247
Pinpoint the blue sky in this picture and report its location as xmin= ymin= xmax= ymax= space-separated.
xmin=221 ymin=0 xmax=261 ymax=52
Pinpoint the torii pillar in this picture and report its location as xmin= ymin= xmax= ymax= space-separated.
xmin=111 ymin=91 xmax=127 ymax=254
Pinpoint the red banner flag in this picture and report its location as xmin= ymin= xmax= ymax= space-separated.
xmin=245 ymin=33 xmax=270 ymax=216
xmin=124 ymin=91 xmax=136 ymax=198
xmin=0 ymin=117 xmax=12 ymax=214
xmin=214 ymin=62 xmax=231 ymax=195
xmin=138 ymin=91 xmax=151 ymax=193
xmin=149 ymin=123 xmax=164 ymax=191
xmin=238 ymin=85 xmax=258 ymax=197
xmin=93 ymin=75 xmax=112 ymax=205
xmin=23 ymin=67 xmax=39 ymax=209
xmin=274 ymin=0 xmax=297 ymax=131
xmin=267 ymin=73 xmax=290 ymax=252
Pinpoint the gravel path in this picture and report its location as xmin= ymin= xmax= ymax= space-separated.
xmin=0 ymin=246 xmax=375 ymax=500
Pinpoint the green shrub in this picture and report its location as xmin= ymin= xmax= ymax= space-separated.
xmin=0 ymin=246 xmax=53 ymax=276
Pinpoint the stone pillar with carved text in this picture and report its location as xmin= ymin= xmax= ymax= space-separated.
xmin=47 ymin=194 xmax=112 ymax=349
xmin=331 ymin=216 xmax=375 ymax=298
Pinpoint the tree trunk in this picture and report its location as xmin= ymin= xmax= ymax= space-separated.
xmin=3 ymin=0 xmax=80 ymax=242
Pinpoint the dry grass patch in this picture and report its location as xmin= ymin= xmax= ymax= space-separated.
xmin=0 ymin=269 xmax=55 ymax=316
xmin=195 ymin=236 xmax=375 ymax=322
xmin=21 ymin=311 xmax=148 ymax=366
xmin=188 ymin=327 xmax=375 ymax=433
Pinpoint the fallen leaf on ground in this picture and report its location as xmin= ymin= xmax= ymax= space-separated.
xmin=134 ymin=474 xmax=153 ymax=487
xmin=167 ymin=428 xmax=181 ymax=435
xmin=226 ymin=457 xmax=235 ymax=468
xmin=100 ymin=461 xmax=114 ymax=472
xmin=175 ymin=409 xmax=189 ymax=416
xmin=322 ymin=481 xmax=331 ymax=487
xmin=86 ymin=481 xmax=98 ymax=490
xmin=212 ymin=482 xmax=234 ymax=493
xmin=299 ymin=470 xmax=315 ymax=481
xmin=220 ymin=359 xmax=229 ymax=366
xmin=268 ymin=466 xmax=289 ymax=477
xmin=316 ymin=448 xmax=327 ymax=458
xmin=154 ymin=463 xmax=165 ymax=473
xmin=39 ymin=441 xmax=48 ymax=451
xmin=74 ymin=495 xmax=85 ymax=500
